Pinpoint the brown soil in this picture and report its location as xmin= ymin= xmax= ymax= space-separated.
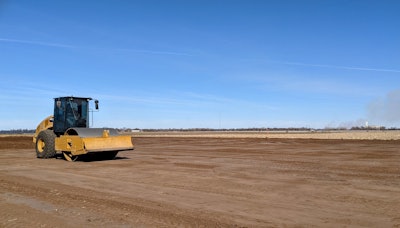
xmin=131 ymin=130 xmax=400 ymax=140
xmin=0 ymin=136 xmax=399 ymax=227
xmin=0 ymin=136 xmax=33 ymax=150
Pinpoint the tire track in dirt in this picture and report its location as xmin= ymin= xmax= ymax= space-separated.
xmin=0 ymin=174 xmax=246 ymax=227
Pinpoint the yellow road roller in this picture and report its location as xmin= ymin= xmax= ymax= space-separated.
xmin=33 ymin=96 xmax=134 ymax=161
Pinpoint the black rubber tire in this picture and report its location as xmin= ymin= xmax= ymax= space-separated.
xmin=36 ymin=130 xmax=56 ymax=159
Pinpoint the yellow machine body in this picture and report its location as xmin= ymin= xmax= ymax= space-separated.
xmin=55 ymin=130 xmax=134 ymax=156
xmin=33 ymin=115 xmax=54 ymax=144
xmin=33 ymin=97 xmax=134 ymax=161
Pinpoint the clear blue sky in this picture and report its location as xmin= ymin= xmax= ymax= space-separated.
xmin=1 ymin=0 xmax=399 ymax=129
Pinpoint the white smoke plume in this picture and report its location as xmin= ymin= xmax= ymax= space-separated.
xmin=325 ymin=119 xmax=367 ymax=130
xmin=368 ymin=89 xmax=400 ymax=124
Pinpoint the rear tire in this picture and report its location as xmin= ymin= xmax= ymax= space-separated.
xmin=36 ymin=130 xmax=56 ymax=159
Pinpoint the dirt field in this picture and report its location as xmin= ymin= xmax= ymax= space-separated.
xmin=1 ymin=135 xmax=399 ymax=227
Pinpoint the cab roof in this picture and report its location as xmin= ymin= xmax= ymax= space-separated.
xmin=54 ymin=96 xmax=92 ymax=100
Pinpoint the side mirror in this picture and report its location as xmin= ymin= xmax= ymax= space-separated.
xmin=95 ymin=100 xmax=99 ymax=110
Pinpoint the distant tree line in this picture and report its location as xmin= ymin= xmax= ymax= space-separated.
xmin=2 ymin=127 xmax=399 ymax=135
xmin=122 ymin=127 xmax=400 ymax=132
xmin=0 ymin=129 xmax=35 ymax=134
xmin=325 ymin=126 xmax=400 ymax=131
xmin=349 ymin=126 xmax=400 ymax=130
xmin=130 ymin=127 xmax=314 ymax=132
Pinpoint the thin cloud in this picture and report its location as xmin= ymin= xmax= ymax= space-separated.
xmin=241 ymin=73 xmax=379 ymax=97
xmin=93 ymin=90 xmax=277 ymax=111
xmin=275 ymin=61 xmax=400 ymax=73
xmin=94 ymin=47 xmax=193 ymax=56
xmin=0 ymin=38 xmax=192 ymax=56
xmin=0 ymin=38 xmax=75 ymax=48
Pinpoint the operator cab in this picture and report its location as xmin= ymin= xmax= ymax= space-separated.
xmin=53 ymin=97 xmax=97 ymax=135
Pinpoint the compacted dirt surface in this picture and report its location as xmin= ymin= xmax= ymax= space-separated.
xmin=0 ymin=135 xmax=399 ymax=227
